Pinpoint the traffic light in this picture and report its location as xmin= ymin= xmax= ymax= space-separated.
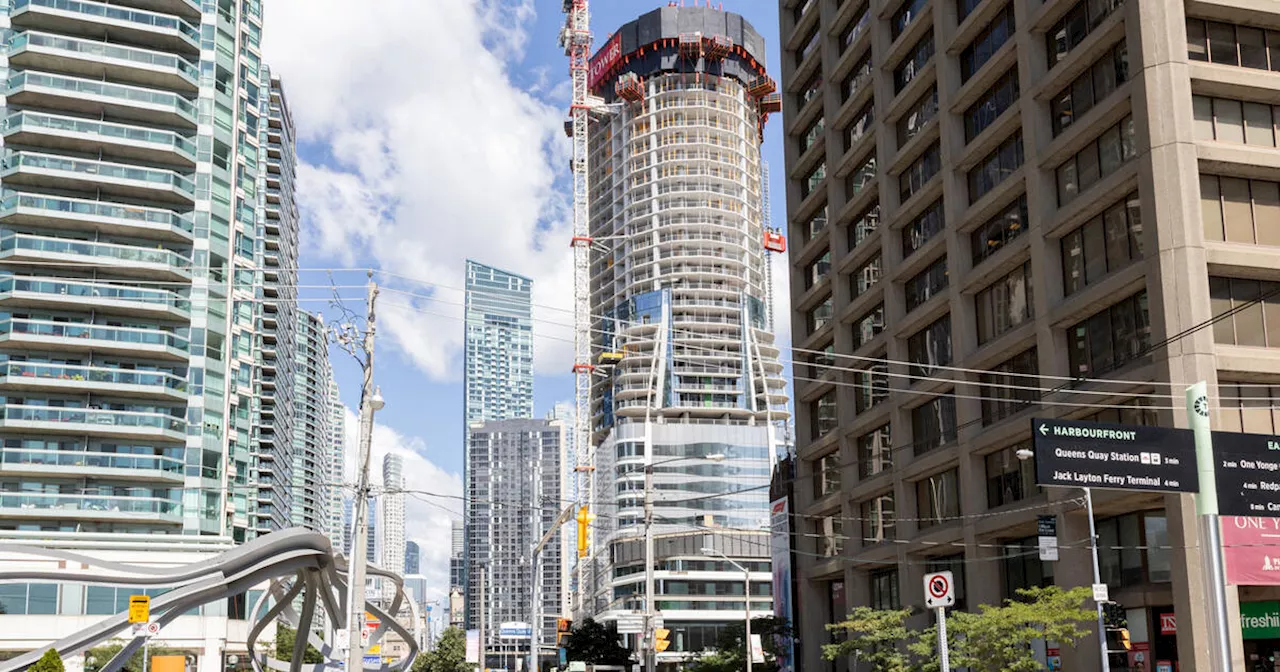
xmin=654 ymin=628 xmax=671 ymax=653
xmin=576 ymin=506 xmax=594 ymax=558
xmin=1119 ymin=628 xmax=1132 ymax=650
xmin=557 ymin=618 xmax=572 ymax=646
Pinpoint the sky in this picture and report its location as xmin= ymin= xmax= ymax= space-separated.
xmin=260 ymin=0 xmax=792 ymax=607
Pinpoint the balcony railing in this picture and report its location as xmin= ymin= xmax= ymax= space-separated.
xmin=3 ymin=111 xmax=197 ymax=160
xmin=0 ymin=276 xmax=190 ymax=312
xmin=1 ymin=447 xmax=183 ymax=474
xmin=1 ymin=151 xmax=195 ymax=197
xmin=5 ymin=71 xmax=197 ymax=122
xmin=0 ymin=231 xmax=193 ymax=270
xmin=9 ymin=32 xmax=199 ymax=84
xmin=1 ymin=361 xmax=187 ymax=393
xmin=0 ymin=317 xmax=190 ymax=352
xmin=0 ymin=492 xmax=181 ymax=517
xmin=2 ymin=403 xmax=185 ymax=433
xmin=12 ymin=0 xmax=200 ymax=46
xmin=0 ymin=193 xmax=194 ymax=235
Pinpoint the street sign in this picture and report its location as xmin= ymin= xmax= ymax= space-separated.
xmin=1037 ymin=515 xmax=1058 ymax=562
xmin=498 ymin=622 xmax=532 ymax=639
xmin=923 ymin=570 xmax=954 ymax=608
xmin=1212 ymin=431 xmax=1280 ymax=516
xmin=1029 ymin=418 xmax=1198 ymax=492
xmin=128 ymin=595 xmax=150 ymax=624
xmin=1038 ymin=535 xmax=1059 ymax=562
xmin=363 ymin=656 xmax=381 ymax=666
xmin=1092 ymin=583 xmax=1109 ymax=603
xmin=614 ymin=613 xmax=644 ymax=635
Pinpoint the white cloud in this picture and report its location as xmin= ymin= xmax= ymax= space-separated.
xmin=343 ymin=406 xmax=462 ymax=603
xmin=264 ymin=0 xmax=573 ymax=382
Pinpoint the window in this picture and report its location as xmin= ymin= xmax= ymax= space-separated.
xmin=897 ymin=87 xmax=939 ymax=148
xmin=1187 ymin=18 xmax=1280 ymax=71
xmin=1209 ymin=277 xmax=1280 ymax=347
xmin=960 ymin=4 xmax=1015 ymax=81
xmin=807 ymin=296 xmax=833 ymax=334
xmin=908 ymin=315 xmax=952 ymax=377
xmin=975 ymin=261 xmax=1034 ymax=346
xmin=980 ymin=348 xmax=1040 ymax=425
xmin=814 ymin=451 xmax=842 ymax=498
xmin=857 ymin=424 xmax=892 ymax=479
xmin=1081 ymin=397 xmax=1159 ymax=427
xmin=798 ymin=70 xmax=823 ymax=107
xmin=861 ymin=494 xmax=896 ymax=543
xmin=985 ymin=442 xmax=1038 ymax=508
xmin=802 ymin=204 xmax=829 ymax=244
xmin=1047 ymin=0 xmax=1125 ymax=70
xmin=912 ymin=396 xmax=957 ymax=455
xmin=1218 ymin=383 xmax=1280 ymax=434
xmin=902 ymin=201 xmax=945 ymax=259
xmin=0 ymin=584 xmax=57 ymax=615
xmin=1003 ymin=536 xmax=1054 ymax=600
xmin=916 ymin=469 xmax=959 ymax=529
xmin=926 ymin=554 xmax=966 ymax=609
xmin=802 ymin=161 xmax=827 ymax=199
xmin=967 ymin=131 xmax=1023 ymax=204
xmin=796 ymin=26 xmax=820 ymax=68
xmin=894 ymin=32 xmax=935 ymax=94
xmin=805 ymin=250 xmax=832 ymax=290
xmin=1067 ymin=291 xmax=1151 ymax=377
xmin=1055 ymin=115 xmax=1136 ymax=205
xmin=971 ymin=194 xmax=1029 ymax=265
xmin=840 ymin=8 xmax=871 ymax=54
xmin=870 ymin=569 xmax=901 ymax=610
xmin=892 ymin=0 xmax=928 ymax=41
xmin=900 ymin=142 xmax=941 ymax=203
xmin=1061 ymin=192 xmax=1143 ymax=294
xmin=794 ymin=0 xmax=816 ymax=23
xmin=957 ymin=0 xmax=983 ymax=22
xmin=843 ymin=55 xmax=873 ymax=103
xmin=847 ymin=155 xmax=877 ymax=201
xmin=810 ymin=389 xmax=838 ymax=439
xmin=1051 ymin=43 xmax=1128 ymax=136
xmin=851 ymin=255 xmax=882 ymax=299
xmin=848 ymin=203 xmax=880 ymax=251
xmin=816 ymin=515 xmax=845 ymax=557
xmin=965 ymin=67 xmax=1020 ymax=143
xmin=905 ymin=255 xmax=948 ymax=312
xmin=803 ymin=342 xmax=835 ymax=379
xmin=1200 ymin=175 xmax=1280 ymax=245
xmin=855 ymin=364 xmax=888 ymax=413
xmin=844 ymin=103 xmax=875 ymax=152
xmin=1096 ymin=512 xmax=1146 ymax=589
xmin=1193 ymin=95 xmax=1280 ymax=147
xmin=800 ymin=115 xmax=826 ymax=153
xmin=854 ymin=304 xmax=885 ymax=350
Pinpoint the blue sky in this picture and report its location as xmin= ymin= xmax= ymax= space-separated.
xmin=261 ymin=0 xmax=791 ymax=601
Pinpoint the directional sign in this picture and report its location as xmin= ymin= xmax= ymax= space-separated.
xmin=1030 ymin=418 xmax=1198 ymax=493
xmin=614 ymin=613 xmax=645 ymax=635
xmin=1213 ymin=431 xmax=1280 ymax=516
xmin=923 ymin=570 xmax=954 ymax=608
xmin=128 ymin=595 xmax=150 ymax=624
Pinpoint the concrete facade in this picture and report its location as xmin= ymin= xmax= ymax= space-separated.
xmin=778 ymin=0 xmax=1280 ymax=670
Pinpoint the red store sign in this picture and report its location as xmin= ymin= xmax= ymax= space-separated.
xmin=1222 ymin=516 xmax=1280 ymax=585
xmin=1159 ymin=612 xmax=1176 ymax=635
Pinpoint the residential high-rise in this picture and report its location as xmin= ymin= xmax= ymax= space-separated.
xmin=381 ymin=453 xmax=406 ymax=598
xmin=449 ymin=520 xmax=465 ymax=592
xmin=775 ymin=0 xmax=1280 ymax=668
xmin=326 ymin=378 xmax=347 ymax=548
xmin=581 ymin=5 xmax=789 ymax=659
xmin=405 ymin=540 xmax=420 ymax=576
xmin=292 ymin=310 xmax=333 ymax=532
xmin=466 ymin=419 xmax=565 ymax=667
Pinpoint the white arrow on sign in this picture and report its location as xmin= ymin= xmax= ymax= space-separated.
xmin=1039 ymin=423 xmax=1049 ymax=436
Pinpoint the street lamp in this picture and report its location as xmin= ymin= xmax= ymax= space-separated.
xmin=1016 ymin=448 xmax=1110 ymax=672
xmin=700 ymin=546 xmax=752 ymax=672
xmin=642 ymin=453 xmax=725 ymax=672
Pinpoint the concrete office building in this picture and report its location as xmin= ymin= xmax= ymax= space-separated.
xmin=292 ymin=310 xmax=333 ymax=533
xmin=581 ymin=5 xmax=790 ymax=661
xmin=466 ymin=419 xmax=565 ymax=667
xmin=779 ymin=0 xmax=1280 ymax=669
xmin=381 ymin=452 xmax=406 ymax=599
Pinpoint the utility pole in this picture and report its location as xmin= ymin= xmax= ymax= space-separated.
xmin=340 ymin=275 xmax=382 ymax=672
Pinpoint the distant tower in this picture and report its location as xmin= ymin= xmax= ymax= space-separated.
xmin=381 ymin=453 xmax=405 ymax=598
xmin=326 ymin=378 xmax=347 ymax=549
xmin=405 ymin=540 xmax=420 ymax=576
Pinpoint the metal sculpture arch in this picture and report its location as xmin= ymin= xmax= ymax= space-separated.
xmin=0 ymin=528 xmax=418 ymax=672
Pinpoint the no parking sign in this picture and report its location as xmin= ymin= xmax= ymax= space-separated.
xmin=923 ymin=571 xmax=954 ymax=608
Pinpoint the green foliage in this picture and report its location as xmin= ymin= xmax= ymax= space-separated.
xmin=411 ymin=627 xmax=470 ymax=672
xmin=823 ymin=586 xmax=1095 ymax=672
xmin=274 ymin=625 xmax=325 ymax=664
xmin=687 ymin=617 xmax=793 ymax=672
xmin=29 ymin=649 xmax=64 ymax=672
xmin=83 ymin=642 xmax=187 ymax=672
xmin=562 ymin=618 xmax=633 ymax=666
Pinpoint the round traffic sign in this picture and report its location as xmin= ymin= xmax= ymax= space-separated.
xmin=928 ymin=575 xmax=949 ymax=599
xmin=146 ymin=622 xmax=160 ymax=635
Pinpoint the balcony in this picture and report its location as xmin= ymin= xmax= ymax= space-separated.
xmin=0 ymin=232 xmax=192 ymax=281
xmin=0 ymin=193 xmax=193 ymax=241
xmin=5 ymin=71 xmax=197 ymax=128
xmin=0 ymin=403 xmax=186 ymax=441
xmin=0 ymin=491 xmax=182 ymax=524
xmin=3 ymin=111 xmax=197 ymax=166
xmin=10 ymin=0 xmax=200 ymax=54
xmin=0 ymin=276 xmax=190 ymax=319
xmin=1 ymin=447 xmax=184 ymax=482
xmin=0 ymin=360 xmax=187 ymax=399
xmin=1 ymin=151 xmax=195 ymax=204
xmin=0 ymin=317 xmax=189 ymax=360
xmin=8 ymin=31 xmax=199 ymax=91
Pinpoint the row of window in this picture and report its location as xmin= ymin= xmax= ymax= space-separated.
xmin=976 ymin=260 xmax=1034 ymax=344
xmin=1052 ymin=41 xmax=1128 ymax=137
xmin=960 ymin=3 xmax=1014 ymax=82
xmin=897 ymin=86 xmax=938 ymax=148
xmin=1210 ymin=277 xmax=1280 ymax=349
xmin=908 ymin=315 xmax=952 ymax=377
xmin=968 ymin=130 xmax=1023 ymax=204
xmin=1047 ymin=0 xmax=1124 ymax=70
xmin=980 ymin=348 xmax=1040 ymax=426
xmin=1056 ymin=114 xmax=1137 ymax=205
xmin=1186 ymin=18 xmax=1280 ymax=72
xmin=964 ymin=67 xmax=1019 ymax=144
xmin=900 ymin=143 xmax=941 ymax=203
xmin=902 ymin=200 xmax=944 ymax=259
xmin=1200 ymin=175 xmax=1280 ymax=246
xmin=1061 ymin=192 xmax=1143 ymax=295
xmin=894 ymin=31 xmax=935 ymax=94
xmin=1193 ymin=95 xmax=1280 ymax=148
xmin=905 ymin=255 xmax=948 ymax=312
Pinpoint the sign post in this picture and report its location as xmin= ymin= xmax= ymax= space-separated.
xmin=1037 ymin=515 xmax=1058 ymax=562
xmin=1186 ymin=382 xmax=1232 ymax=672
xmin=923 ymin=571 xmax=954 ymax=672
xmin=128 ymin=595 xmax=152 ymax=672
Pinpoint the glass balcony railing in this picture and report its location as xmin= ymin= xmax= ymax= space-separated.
xmin=1 ymin=447 xmax=184 ymax=474
xmin=2 ymin=403 xmax=185 ymax=432
xmin=5 ymin=71 xmax=197 ymax=122
xmin=0 ymin=193 xmax=194 ymax=235
xmin=0 ymin=317 xmax=190 ymax=352
xmin=1 ymin=152 xmax=195 ymax=197
xmin=1 ymin=360 xmax=187 ymax=393
xmin=9 ymin=32 xmax=199 ymax=84
xmin=0 ymin=276 xmax=191 ymax=312
xmin=0 ymin=492 xmax=181 ymax=516
xmin=3 ymin=111 xmax=197 ymax=160
xmin=12 ymin=0 xmax=200 ymax=46
xmin=0 ymin=232 xmax=192 ymax=270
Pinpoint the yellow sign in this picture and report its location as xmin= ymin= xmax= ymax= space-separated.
xmin=654 ymin=628 xmax=671 ymax=652
xmin=368 ymin=645 xmax=381 ymax=655
xmin=128 ymin=595 xmax=150 ymax=624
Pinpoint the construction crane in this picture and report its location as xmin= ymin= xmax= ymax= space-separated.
xmin=559 ymin=0 xmax=595 ymax=617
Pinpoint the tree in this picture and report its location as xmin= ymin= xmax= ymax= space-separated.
xmin=823 ymin=607 xmax=915 ymax=672
xmin=562 ymin=618 xmax=633 ymax=666
xmin=411 ymin=627 xmax=470 ymax=672
xmin=687 ymin=617 xmax=793 ymax=672
xmin=274 ymin=625 xmax=325 ymax=664
xmin=944 ymin=586 xmax=1095 ymax=672
xmin=29 ymin=649 xmax=64 ymax=672
xmin=84 ymin=642 xmax=187 ymax=672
